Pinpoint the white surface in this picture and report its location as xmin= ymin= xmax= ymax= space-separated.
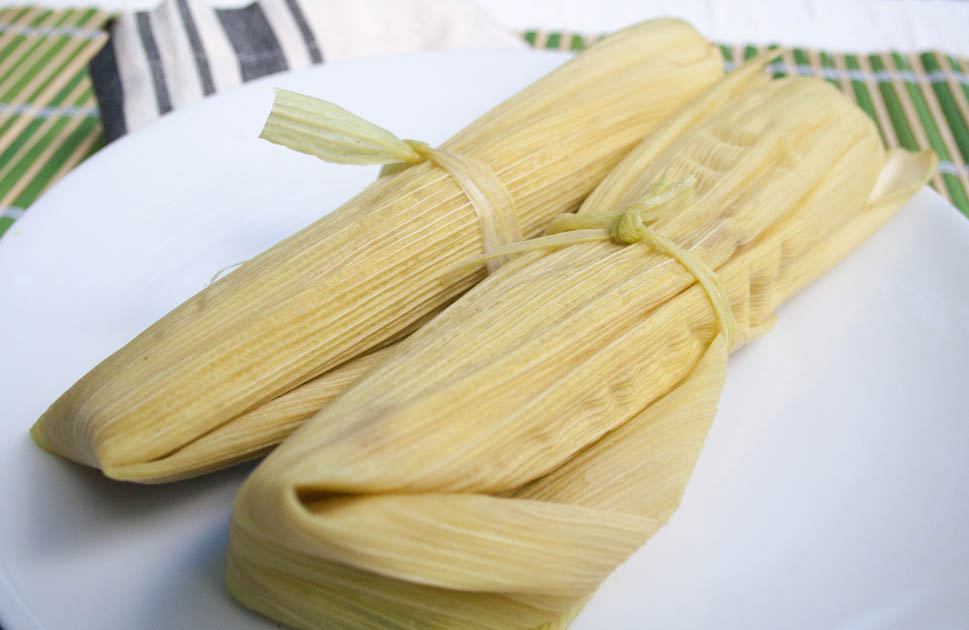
xmin=1 ymin=49 xmax=968 ymax=630
xmin=10 ymin=0 xmax=969 ymax=54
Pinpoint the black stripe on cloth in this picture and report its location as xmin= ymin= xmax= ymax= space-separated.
xmin=284 ymin=0 xmax=323 ymax=64
xmin=175 ymin=0 xmax=216 ymax=95
xmin=88 ymin=29 xmax=128 ymax=141
xmin=135 ymin=11 xmax=173 ymax=115
xmin=215 ymin=3 xmax=288 ymax=82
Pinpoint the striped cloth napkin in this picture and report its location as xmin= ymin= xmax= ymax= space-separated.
xmin=90 ymin=0 xmax=522 ymax=140
xmin=2 ymin=4 xmax=969 ymax=240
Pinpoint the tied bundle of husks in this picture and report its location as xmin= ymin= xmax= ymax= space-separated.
xmin=226 ymin=57 xmax=936 ymax=629
xmin=29 ymin=19 xmax=724 ymax=483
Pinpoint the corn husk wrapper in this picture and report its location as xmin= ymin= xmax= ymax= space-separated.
xmin=226 ymin=63 xmax=937 ymax=629
xmin=30 ymin=19 xmax=724 ymax=482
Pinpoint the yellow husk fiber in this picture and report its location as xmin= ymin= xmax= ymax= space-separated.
xmin=29 ymin=18 xmax=723 ymax=482
xmin=226 ymin=64 xmax=936 ymax=628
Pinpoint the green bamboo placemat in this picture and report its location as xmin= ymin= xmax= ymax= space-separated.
xmin=0 ymin=7 xmax=111 ymax=237
xmin=1 ymin=9 xmax=968 ymax=239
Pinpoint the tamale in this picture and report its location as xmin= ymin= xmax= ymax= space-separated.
xmin=226 ymin=65 xmax=936 ymax=628
xmin=29 ymin=18 xmax=723 ymax=482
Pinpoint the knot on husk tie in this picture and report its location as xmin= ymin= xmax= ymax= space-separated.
xmin=610 ymin=207 xmax=646 ymax=244
xmin=260 ymin=89 xmax=521 ymax=272
xmin=460 ymin=174 xmax=738 ymax=350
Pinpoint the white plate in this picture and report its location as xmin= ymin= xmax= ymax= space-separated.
xmin=1 ymin=49 xmax=968 ymax=630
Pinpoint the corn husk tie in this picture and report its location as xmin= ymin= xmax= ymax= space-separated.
xmin=263 ymin=89 xmax=521 ymax=271
xmin=460 ymin=173 xmax=740 ymax=350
